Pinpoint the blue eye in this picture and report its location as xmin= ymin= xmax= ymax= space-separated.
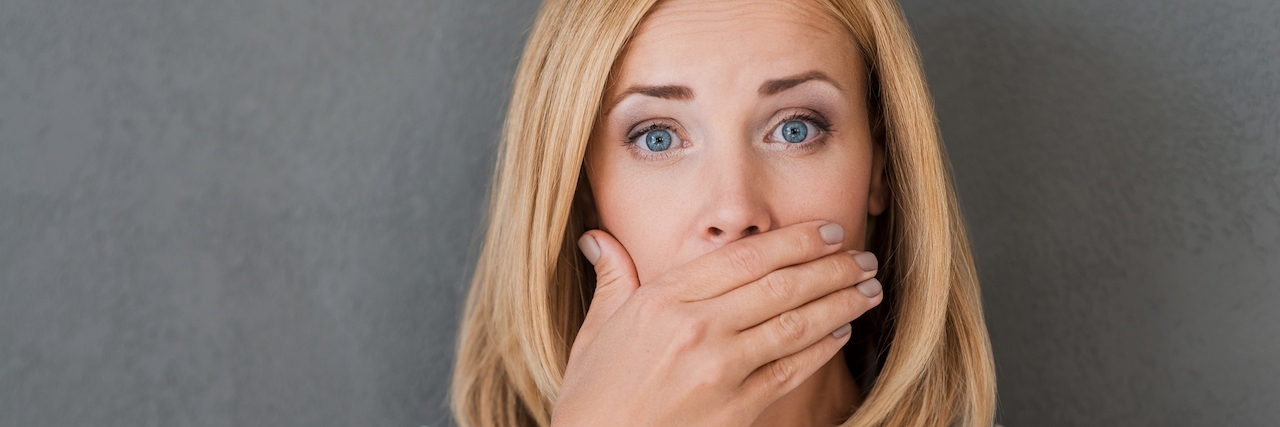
xmin=643 ymin=129 xmax=674 ymax=152
xmin=779 ymin=120 xmax=809 ymax=143
xmin=626 ymin=123 xmax=685 ymax=157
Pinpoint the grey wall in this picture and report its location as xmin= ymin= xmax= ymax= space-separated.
xmin=0 ymin=0 xmax=538 ymax=425
xmin=0 ymin=0 xmax=1275 ymax=426
xmin=900 ymin=1 xmax=1280 ymax=425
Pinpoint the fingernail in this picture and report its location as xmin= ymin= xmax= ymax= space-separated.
xmin=578 ymin=234 xmax=600 ymax=265
xmin=855 ymin=278 xmax=882 ymax=298
xmin=819 ymin=223 xmax=844 ymax=245
xmin=831 ymin=323 xmax=852 ymax=339
xmin=851 ymin=251 xmax=877 ymax=271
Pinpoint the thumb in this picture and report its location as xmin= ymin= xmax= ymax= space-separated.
xmin=571 ymin=230 xmax=640 ymax=355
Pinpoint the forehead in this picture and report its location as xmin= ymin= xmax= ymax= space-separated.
xmin=611 ymin=0 xmax=863 ymax=94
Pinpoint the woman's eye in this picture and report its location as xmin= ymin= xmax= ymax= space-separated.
xmin=638 ymin=128 xmax=679 ymax=152
xmin=773 ymin=120 xmax=817 ymax=143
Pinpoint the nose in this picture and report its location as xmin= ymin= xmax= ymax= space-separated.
xmin=695 ymin=147 xmax=773 ymax=247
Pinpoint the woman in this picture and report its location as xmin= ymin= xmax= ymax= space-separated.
xmin=451 ymin=0 xmax=996 ymax=426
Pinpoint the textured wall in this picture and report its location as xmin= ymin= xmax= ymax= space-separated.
xmin=900 ymin=0 xmax=1280 ymax=425
xmin=0 ymin=0 xmax=538 ymax=425
xmin=0 ymin=0 xmax=1276 ymax=426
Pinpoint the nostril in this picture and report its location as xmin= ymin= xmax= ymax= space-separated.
xmin=709 ymin=227 xmax=724 ymax=236
xmin=743 ymin=225 xmax=760 ymax=237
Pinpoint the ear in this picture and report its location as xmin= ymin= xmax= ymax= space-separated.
xmin=867 ymin=141 xmax=889 ymax=216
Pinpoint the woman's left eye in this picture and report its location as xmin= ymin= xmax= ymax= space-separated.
xmin=771 ymin=119 xmax=819 ymax=144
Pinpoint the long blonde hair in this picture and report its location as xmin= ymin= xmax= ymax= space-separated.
xmin=450 ymin=0 xmax=996 ymax=426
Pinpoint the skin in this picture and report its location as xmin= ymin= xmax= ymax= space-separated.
xmin=554 ymin=0 xmax=888 ymax=426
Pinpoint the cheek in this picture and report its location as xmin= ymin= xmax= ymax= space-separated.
xmin=587 ymin=158 xmax=697 ymax=285
xmin=770 ymin=154 xmax=873 ymax=250
xmin=593 ymin=186 xmax=694 ymax=284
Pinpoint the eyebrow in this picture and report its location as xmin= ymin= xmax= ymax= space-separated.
xmin=603 ymin=85 xmax=693 ymax=115
xmin=605 ymin=70 xmax=841 ymax=114
xmin=759 ymin=70 xmax=842 ymax=96
xmin=617 ymin=85 xmax=694 ymax=102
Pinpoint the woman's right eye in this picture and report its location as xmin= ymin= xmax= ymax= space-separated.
xmin=631 ymin=127 xmax=682 ymax=153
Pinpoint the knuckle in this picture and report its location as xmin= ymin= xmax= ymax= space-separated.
xmin=594 ymin=264 xmax=622 ymax=285
xmin=689 ymin=369 xmax=717 ymax=389
xmin=726 ymin=245 xmax=765 ymax=276
xmin=826 ymin=255 xmax=856 ymax=282
xmin=694 ymin=357 xmax=733 ymax=388
xmin=709 ymin=357 xmax=736 ymax=383
xmin=767 ymin=358 xmax=798 ymax=387
xmin=788 ymin=230 xmax=816 ymax=253
xmin=775 ymin=310 xmax=808 ymax=343
xmin=631 ymin=289 xmax=668 ymax=319
xmin=840 ymin=287 xmax=872 ymax=316
xmin=761 ymin=271 xmax=795 ymax=304
xmin=669 ymin=311 xmax=710 ymax=352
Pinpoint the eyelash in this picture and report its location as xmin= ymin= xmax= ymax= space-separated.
xmin=624 ymin=122 xmax=672 ymax=145
xmin=621 ymin=111 xmax=834 ymax=160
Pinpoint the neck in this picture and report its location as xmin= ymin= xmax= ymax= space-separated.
xmin=749 ymin=349 xmax=860 ymax=427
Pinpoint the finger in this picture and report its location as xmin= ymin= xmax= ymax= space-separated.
xmin=734 ymin=278 xmax=882 ymax=370
xmin=715 ymin=250 xmax=878 ymax=330
xmin=738 ymin=317 xmax=856 ymax=404
xmin=570 ymin=230 xmax=641 ymax=357
xmin=670 ymin=220 xmax=846 ymax=301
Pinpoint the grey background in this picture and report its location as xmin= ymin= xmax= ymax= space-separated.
xmin=0 ymin=0 xmax=1275 ymax=426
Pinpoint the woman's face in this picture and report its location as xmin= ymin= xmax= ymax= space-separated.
xmin=585 ymin=0 xmax=887 ymax=285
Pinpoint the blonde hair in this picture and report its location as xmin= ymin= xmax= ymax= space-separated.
xmin=450 ymin=0 xmax=996 ymax=426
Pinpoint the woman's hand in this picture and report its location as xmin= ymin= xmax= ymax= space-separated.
xmin=552 ymin=221 xmax=883 ymax=427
